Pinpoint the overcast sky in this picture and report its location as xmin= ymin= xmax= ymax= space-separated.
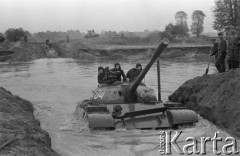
xmin=0 ymin=0 xmax=215 ymax=33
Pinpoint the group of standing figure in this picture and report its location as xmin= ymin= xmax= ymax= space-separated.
xmin=211 ymin=31 xmax=240 ymax=73
xmin=98 ymin=63 xmax=143 ymax=85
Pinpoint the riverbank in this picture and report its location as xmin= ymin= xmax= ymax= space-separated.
xmin=0 ymin=41 xmax=58 ymax=62
xmin=0 ymin=87 xmax=60 ymax=156
xmin=169 ymin=69 xmax=240 ymax=138
xmin=0 ymin=40 xmax=211 ymax=62
xmin=70 ymin=44 xmax=210 ymax=60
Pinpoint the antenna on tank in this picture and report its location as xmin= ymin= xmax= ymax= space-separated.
xmin=157 ymin=58 xmax=162 ymax=102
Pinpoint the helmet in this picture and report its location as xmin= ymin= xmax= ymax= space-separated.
xmin=98 ymin=66 xmax=104 ymax=71
xmin=105 ymin=67 xmax=109 ymax=71
xmin=136 ymin=63 xmax=142 ymax=68
xmin=114 ymin=63 xmax=120 ymax=67
xmin=114 ymin=63 xmax=121 ymax=70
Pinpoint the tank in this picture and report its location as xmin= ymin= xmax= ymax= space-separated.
xmin=84 ymin=30 xmax=99 ymax=38
xmin=78 ymin=39 xmax=198 ymax=130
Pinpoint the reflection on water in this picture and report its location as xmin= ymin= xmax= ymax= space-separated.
xmin=0 ymin=58 xmax=236 ymax=156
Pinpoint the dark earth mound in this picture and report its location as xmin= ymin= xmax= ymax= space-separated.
xmin=169 ymin=69 xmax=240 ymax=138
xmin=1 ymin=41 xmax=210 ymax=62
xmin=0 ymin=87 xmax=60 ymax=156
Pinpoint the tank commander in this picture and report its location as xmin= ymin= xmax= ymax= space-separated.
xmin=215 ymin=32 xmax=227 ymax=73
xmin=126 ymin=63 xmax=142 ymax=82
xmin=104 ymin=67 xmax=124 ymax=85
xmin=97 ymin=66 xmax=107 ymax=84
xmin=110 ymin=63 xmax=126 ymax=82
xmin=98 ymin=66 xmax=116 ymax=85
xmin=98 ymin=65 xmax=125 ymax=85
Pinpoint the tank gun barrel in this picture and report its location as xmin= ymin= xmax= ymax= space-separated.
xmin=129 ymin=39 xmax=169 ymax=94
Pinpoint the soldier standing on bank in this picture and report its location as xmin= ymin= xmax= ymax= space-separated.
xmin=227 ymin=30 xmax=240 ymax=70
xmin=215 ymin=32 xmax=227 ymax=73
xmin=210 ymin=38 xmax=218 ymax=60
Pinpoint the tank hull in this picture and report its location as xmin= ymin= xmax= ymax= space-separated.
xmin=79 ymin=101 xmax=199 ymax=130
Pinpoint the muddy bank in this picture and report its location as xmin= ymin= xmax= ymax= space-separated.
xmin=0 ymin=41 xmax=210 ymax=62
xmin=72 ymin=45 xmax=211 ymax=60
xmin=0 ymin=41 xmax=58 ymax=62
xmin=169 ymin=69 xmax=240 ymax=138
xmin=0 ymin=87 xmax=60 ymax=156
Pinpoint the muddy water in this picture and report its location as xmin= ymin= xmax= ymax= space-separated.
xmin=0 ymin=58 xmax=238 ymax=156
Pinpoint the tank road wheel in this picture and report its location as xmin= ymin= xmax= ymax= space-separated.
xmin=167 ymin=109 xmax=198 ymax=128
xmin=88 ymin=114 xmax=115 ymax=130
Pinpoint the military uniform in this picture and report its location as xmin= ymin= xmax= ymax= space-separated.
xmin=111 ymin=68 xmax=126 ymax=82
xmin=98 ymin=66 xmax=123 ymax=85
xmin=103 ymin=67 xmax=118 ymax=84
xmin=215 ymin=34 xmax=227 ymax=73
xmin=98 ymin=66 xmax=107 ymax=84
xmin=228 ymin=34 xmax=240 ymax=69
xmin=126 ymin=64 xmax=142 ymax=82
xmin=110 ymin=63 xmax=126 ymax=82
xmin=210 ymin=40 xmax=218 ymax=59
xmin=98 ymin=72 xmax=106 ymax=84
xmin=126 ymin=68 xmax=142 ymax=82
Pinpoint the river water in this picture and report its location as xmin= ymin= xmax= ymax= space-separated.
xmin=0 ymin=58 xmax=238 ymax=156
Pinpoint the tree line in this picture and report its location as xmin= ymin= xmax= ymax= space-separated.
xmin=0 ymin=10 xmax=206 ymax=43
xmin=161 ymin=10 xmax=206 ymax=40
xmin=1 ymin=1 xmax=236 ymax=43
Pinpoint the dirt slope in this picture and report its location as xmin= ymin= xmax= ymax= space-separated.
xmin=169 ymin=69 xmax=240 ymax=138
xmin=0 ymin=87 xmax=60 ymax=156
xmin=1 ymin=41 xmax=210 ymax=62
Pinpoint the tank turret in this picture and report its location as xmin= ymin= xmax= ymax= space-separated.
xmin=89 ymin=39 xmax=169 ymax=105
